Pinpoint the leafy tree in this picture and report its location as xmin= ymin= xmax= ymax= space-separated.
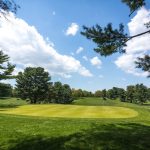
xmin=0 ymin=83 xmax=12 ymax=97
xmin=46 ymin=82 xmax=54 ymax=103
xmin=77 ymin=89 xmax=84 ymax=97
xmin=126 ymin=85 xmax=135 ymax=103
xmin=0 ymin=50 xmax=15 ymax=80
xmin=71 ymin=88 xmax=78 ymax=99
xmin=111 ymin=87 xmax=120 ymax=99
xmin=16 ymin=67 xmax=51 ymax=104
xmin=106 ymin=89 xmax=114 ymax=99
xmin=72 ymin=89 xmax=83 ymax=98
xmin=106 ymin=87 xmax=126 ymax=101
xmin=62 ymin=84 xmax=72 ymax=104
xmin=147 ymin=88 xmax=150 ymax=101
xmin=135 ymin=55 xmax=150 ymax=77
xmin=82 ymin=90 xmax=93 ymax=97
xmin=133 ymin=84 xmax=148 ymax=104
xmin=72 ymin=88 xmax=93 ymax=98
xmin=0 ymin=0 xmax=19 ymax=16
xmin=101 ymin=89 xmax=107 ymax=100
xmin=117 ymin=88 xmax=126 ymax=102
xmin=82 ymin=90 xmax=89 ymax=97
xmin=122 ymin=0 xmax=146 ymax=16
xmin=94 ymin=90 xmax=102 ymax=97
xmin=81 ymin=0 xmax=150 ymax=77
xmin=52 ymin=82 xmax=72 ymax=104
xmin=12 ymin=87 xmax=19 ymax=97
xmin=53 ymin=82 xmax=64 ymax=103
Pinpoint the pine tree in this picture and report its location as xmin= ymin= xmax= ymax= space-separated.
xmin=0 ymin=50 xmax=15 ymax=80
xmin=16 ymin=67 xmax=51 ymax=104
xmin=81 ymin=0 xmax=150 ymax=77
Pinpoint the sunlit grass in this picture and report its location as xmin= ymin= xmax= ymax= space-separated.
xmin=0 ymin=97 xmax=150 ymax=150
xmin=0 ymin=104 xmax=138 ymax=118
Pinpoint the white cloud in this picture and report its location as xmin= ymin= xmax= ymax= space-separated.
xmin=82 ymin=56 xmax=88 ymax=61
xmin=0 ymin=12 xmax=93 ymax=78
xmin=76 ymin=47 xmax=84 ymax=54
xmin=65 ymin=23 xmax=79 ymax=36
xmin=115 ymin=7 xmax=150 ymax=77
xmin=90 ymin=56 xmax=102 ymax=69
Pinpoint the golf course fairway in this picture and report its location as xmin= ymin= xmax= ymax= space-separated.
xmin=0 ymin=104 xmax=138 ymax=118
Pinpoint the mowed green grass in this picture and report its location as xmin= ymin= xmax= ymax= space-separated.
xmin=0 ymin=97 xmax=150 ymax=150
xmin=0 ymin=104 xmax=138 ymax=118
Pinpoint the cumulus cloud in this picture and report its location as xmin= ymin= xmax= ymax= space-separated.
xmin=90 ymin=56 xmax=102 ymax=69
xmin=0 ymin=13 xmax=93 ymax=78
xmin=115 ymin=7 xmax=150 ymax=77
xmin=65 ymin=23 xmax=79 ymax=36
xmin=82 ymin=56 xmax=88 ymax=61
xmin=76 ymin=47 xmax=84 ymax=54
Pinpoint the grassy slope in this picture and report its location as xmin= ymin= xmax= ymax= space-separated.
xmin=0 ymin=97 xmax=150 ymax=150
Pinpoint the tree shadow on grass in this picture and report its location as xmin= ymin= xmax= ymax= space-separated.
xmin=142 ymin=103 xmax=150 ymax=106
xmin=7 ymin=123 xmax=150 ymax=150
xmin=0 ymin=97 xmax=10 ymax=100
xmin=0 ymin=105 xmax=19 ymax=109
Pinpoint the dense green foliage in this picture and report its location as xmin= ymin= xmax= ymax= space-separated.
xmin=16 ymin=67 xmax=73 ymax=104
xmin=122 ymin=0 xmax=145 ymax=16
xmin=0 ymin=83 xmax=12 ymax=97
xmin=72 ymin=88 xmax=93 ymax=99
xmin=0 ymin=51 xmax=15 ymax=97
xmin=95 ymin=84 xmax=150 ymax=104
xmin=0 ymin=97 xmax=150 ymax=150
xmin=50 ymin=82 xmax=73 ymax=104
xmin=81 ymin=23 xmax=127 ymax=56
xmin=0 ymin=50 xmax=15 ymax=80
xmin=101 ymin=89 xmax=107 ymax=100
xmin=135 ymin=55 xmax=150 ymax=77
xmin=106 ymin=87 xmax=126 ymax=101
xmin=94 ymin=90 xmax=102 ymax=97
xmin=16 ymin=67 xmax=51 ymax=104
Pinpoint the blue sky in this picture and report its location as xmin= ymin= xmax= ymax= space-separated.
xmin=0 ymin=0 xmax=150 ymax=91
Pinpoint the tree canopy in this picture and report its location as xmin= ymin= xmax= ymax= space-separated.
xmin=16 ymin=67 xmax=51 ymax=104
xmin=0 ymin=50 xmax=15 ymax=80
xmin=96 ymin=84 xmax=149 ymax=104
xmin=0 ymin=82 xmax=12 ymax=97
xmin=81 ymin=0 xmax=150 ymax=77
xmin=0 ymin=0 xmax=19 ymax=16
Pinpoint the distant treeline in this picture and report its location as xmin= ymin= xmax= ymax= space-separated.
xmin=94 ymin=85 xmax=150 ymax=104
xmin=0 ymin=66 xmax=150 ymax=105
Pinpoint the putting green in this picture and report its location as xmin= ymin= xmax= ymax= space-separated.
xmin=0 ymin=104 xmax=138 ymax=118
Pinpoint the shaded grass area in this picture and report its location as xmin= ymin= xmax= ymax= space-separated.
xmin=0 ymin=98 xmax=26 ymax=108
xmin=9 ymin=124 xmax=150 ymax=150
xmin=0 ymin=115 xmax=150 ymax=150
xmin=0 ymin=97 xmax=150 ymax=150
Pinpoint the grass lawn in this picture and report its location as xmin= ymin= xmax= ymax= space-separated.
xmin=0 ymin=105 xmax=138 ymax=118
xmin=0 ymin=97 xmax=150 ymax=150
